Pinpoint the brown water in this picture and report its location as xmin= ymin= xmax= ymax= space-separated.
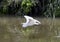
xmin=0 ymin=17 xmax=60 ymax=42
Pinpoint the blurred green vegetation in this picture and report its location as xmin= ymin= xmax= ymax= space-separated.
xmin=55 ymin=6 xmax=60 ymax=17
xmin=0 ymin=0 xmax=60 ymax=17
xmin=44 ymin=0 xmax=60 ymax=17
xmin=21 ymin=0 xmax=35 ymax=14
xmin=0 ymin=17 xmax=60 ymax=42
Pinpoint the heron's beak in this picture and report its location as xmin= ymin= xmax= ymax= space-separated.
xmin=39 ymin=22 xmax=41 ymax=24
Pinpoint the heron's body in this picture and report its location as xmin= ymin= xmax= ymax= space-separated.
xmin=22 ymin=15 xmax=41 ymax=28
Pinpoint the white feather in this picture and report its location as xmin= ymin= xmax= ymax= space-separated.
xmin=22 ymin=15 xmax=41 ymax=28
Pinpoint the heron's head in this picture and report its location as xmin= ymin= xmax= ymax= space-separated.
xmin=34 ymin=20 xmax=41 ymax=25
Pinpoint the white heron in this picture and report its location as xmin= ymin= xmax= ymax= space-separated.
xmin=21 ymin=15 xmax=41 ymax=28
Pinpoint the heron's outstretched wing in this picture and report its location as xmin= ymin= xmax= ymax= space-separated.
xmin=24 ymin=15 xmax=33 ymax=23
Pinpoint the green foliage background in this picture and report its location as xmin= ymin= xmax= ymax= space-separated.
xmin=0 ymin=0 xmax=60 ymax=17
